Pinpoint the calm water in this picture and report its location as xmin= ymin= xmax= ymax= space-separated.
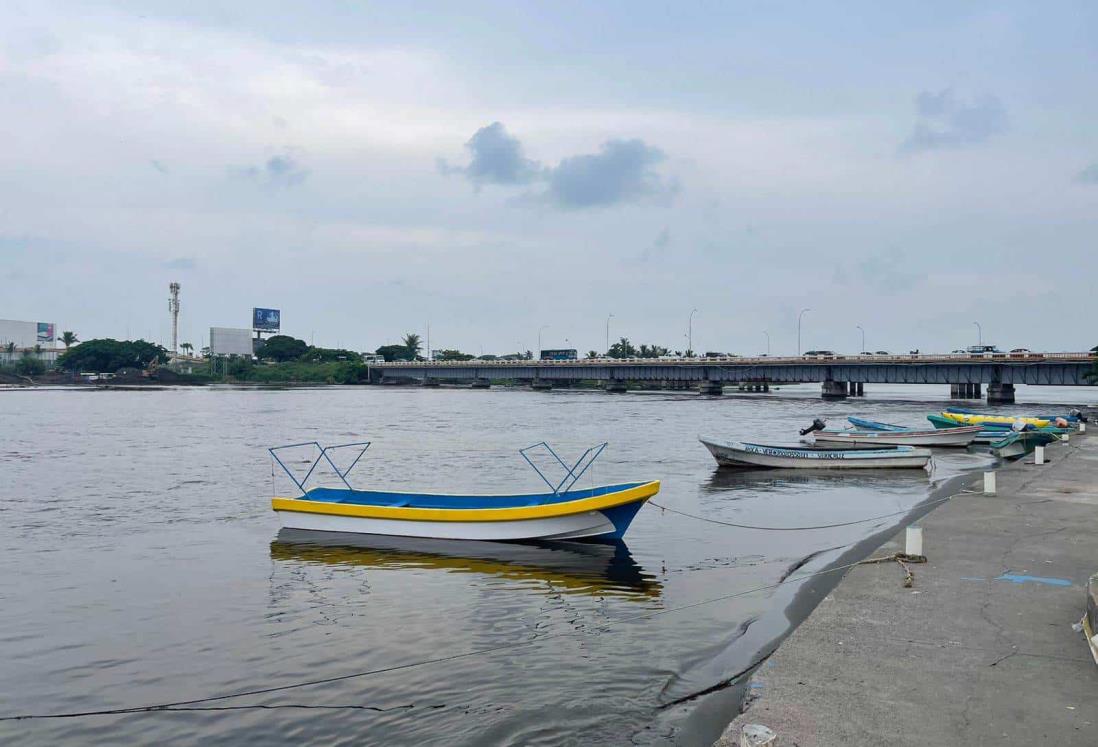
xmin=2 ymin=384 xmax=1094 ymax=745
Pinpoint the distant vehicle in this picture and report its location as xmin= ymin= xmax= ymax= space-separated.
xmin=802 ymin=350 xmax=836 ymax=358
xmin=1010 ymin=348 xmax=1031 ymax=353
xmin=360 ymin=353 xmax=385 ymax=364
xmin=539 ymin=348 xmax=577 ymax=361
xmin=1009 ymin=348 xmax=1033 ymax=358
xmin=966 ymin=344 xmax=1000 ymax=355
xmin=874 ymin=350 xmax=890 ymax=355
xmin=951 ymin=349 xmax=966 ymax=354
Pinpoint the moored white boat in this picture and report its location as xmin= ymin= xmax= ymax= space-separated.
xmin=808 ymin=425 xmax=981 ymax=449
xmin=268 ymin=440 xmax=659 ymax=541
xmin=699 ymin=438 xmax=932 ymax=470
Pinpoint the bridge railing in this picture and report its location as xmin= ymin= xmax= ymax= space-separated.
xmin=374 ymin=352 xmax=1095 ymax=366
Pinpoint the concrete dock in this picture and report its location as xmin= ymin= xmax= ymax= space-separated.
xmin=720 ymin=431 xmax=1098 ymax=745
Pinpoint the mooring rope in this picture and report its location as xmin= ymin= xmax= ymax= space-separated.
xmin=647 ymin=491 xmax=956 ymax=531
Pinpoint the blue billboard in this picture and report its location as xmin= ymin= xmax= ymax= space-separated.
xmin=252 ymin=307 xmax=281 ymax=332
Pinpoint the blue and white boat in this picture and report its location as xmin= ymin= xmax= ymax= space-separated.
xmin=268 ymin=441 xmax=659 ymax=542
xmin=699 ymin=438 xmax=932 ymax=470
xmin=846 ymin=417 xmax=911 ymax=432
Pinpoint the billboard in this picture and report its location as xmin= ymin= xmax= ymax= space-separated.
xmin=252 ymin=307 xmax=281 ymax=332
xmin=37 ymin=322 xmax=55 ymax=344
xmin=540 ymin=348 xmax=578 ymax=361
xmin=210 ymin=327 xmax=255 ymax=357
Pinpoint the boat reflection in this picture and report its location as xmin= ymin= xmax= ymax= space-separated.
xmin=270 ymin=530 xmax=662 ymax=600
xmin=704 ymin=467 xmax=928 ymax=494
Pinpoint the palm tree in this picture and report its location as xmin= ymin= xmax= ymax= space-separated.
xmin=401 ymin=332 xmax=422 ymax=360
xmin=180 ymin=342 xmax=193 ymax=356
xmin=61 ymin=331 xmax=78 ymax=350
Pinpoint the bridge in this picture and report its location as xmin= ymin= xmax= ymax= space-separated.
xmin=370 ymin=352 xmax=1095 ymax=403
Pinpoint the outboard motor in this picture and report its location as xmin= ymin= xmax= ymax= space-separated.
xmin=1069 ymin=408 xmax=1087 ymax=423
xmin=799 ymin=418 xmax=827 ymax=436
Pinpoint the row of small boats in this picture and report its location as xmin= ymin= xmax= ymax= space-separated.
xmin=267 ymin=408 xmax=1083 ymax=543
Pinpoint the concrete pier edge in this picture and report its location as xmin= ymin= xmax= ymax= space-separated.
xmin=717 ymin=428 xmax=1098 ymax=746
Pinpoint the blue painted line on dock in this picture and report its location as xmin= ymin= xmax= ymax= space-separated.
xmin=994 ymin=574 xmax=1072 ymax=587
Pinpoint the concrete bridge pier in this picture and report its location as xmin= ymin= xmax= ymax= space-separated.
xmin=856 ymin=382 xmax=864 ymax=396
xmin=604 ymin=379 xmax=627 ymax=393
xmin=846 ymin=381 xmax=865 ymax=397
xmin=699 ymin=380 xmax=724 ymax=395
xmin=951 ymin=382 xmax=984 ymax=399
xmin=987 ymin=382 xmax=1015 ymax=404
xmin=531 ymin=379 xmax=552 ymax=391
xmin=471 ymin=378 xmax=490 ymax=389
xmin=821 ymin=380 xmax=848 ymax=400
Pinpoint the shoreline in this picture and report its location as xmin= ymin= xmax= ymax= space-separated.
xmin=717 ymin=427 xmax=1098 ymax=745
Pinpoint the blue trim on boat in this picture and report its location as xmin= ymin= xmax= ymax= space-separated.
xmin=847 ymin=417 xmax=910 ymax=432
xmin=300 ymin=482 xmax=645 ymax=511
xmin=599 ymin=500 xmax=647 ymax=540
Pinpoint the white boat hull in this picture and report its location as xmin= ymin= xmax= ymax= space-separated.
xmin=276 ymin=508 xmax=618 ymax=541
xmin=809 ymin=427 xmax=979 ymax=448
xmin=701 ymin=439 xmax=931 ymax=470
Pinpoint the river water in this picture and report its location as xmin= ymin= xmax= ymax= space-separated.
xmin=2 ymin=384 xmax=1094 ymax=745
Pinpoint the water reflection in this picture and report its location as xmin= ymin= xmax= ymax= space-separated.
xmin=703 ymin=467 xmax=929 ymax=493
xmin=270 ymin=530 xmax=662 ymax=599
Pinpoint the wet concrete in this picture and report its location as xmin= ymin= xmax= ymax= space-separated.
xmin=719 ymin=430 xmax=1098 ymax=746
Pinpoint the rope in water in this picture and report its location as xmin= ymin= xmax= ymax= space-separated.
xmin=647 ymin=491 xmax=955 ymax=531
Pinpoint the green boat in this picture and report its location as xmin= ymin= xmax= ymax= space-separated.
xmin=990 ymin=431 xmax=1061 ymax=460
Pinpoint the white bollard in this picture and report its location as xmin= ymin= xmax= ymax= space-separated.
xmin=905 ymin=526 xmax=924 ymax=557
xmin=1035 ymin=445 xmax=1045 ymax=465
xmin=984 ymin=471 xmax=997 ymax=495
xmin=1080 ymin=422 xmax=1087 ymax=434
xmin=1063 ymin=433 xmax=1070 ymax=443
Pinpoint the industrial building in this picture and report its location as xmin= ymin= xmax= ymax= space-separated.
xmin=0 ymin=318 xmax=60 ymax=366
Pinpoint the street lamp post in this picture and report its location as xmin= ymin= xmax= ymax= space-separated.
xmin=688 ymin=308 xmax=698 ymax=356
xmin=763 ymin=330 xmax=770 ymax=356
xmin=605 ymin=313 xmax=614 ymax=355
xmin=797 ymin=308 xmax=811 ymax=355
xmin=538 ymin=325 xmax=549 ymax=358
xmin=973 ymin=321 xmax=982 ymax=348
xmin=857 ymin=325 xmax=865 ymax=354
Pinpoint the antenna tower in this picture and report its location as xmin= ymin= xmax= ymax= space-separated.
xmin=169 ymin=282 xmax=181 ymax=356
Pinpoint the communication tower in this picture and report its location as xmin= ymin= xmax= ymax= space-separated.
xmin=169 ymin=282 xmax=181 ymax=356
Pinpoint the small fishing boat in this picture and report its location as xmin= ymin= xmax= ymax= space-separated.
xmin=699 ymin=438 xmax=932 ymax=470
xmin=946 ymin=406 xmax=1086 ymax=423
xmin=808 ymin=425 xmax=981 ymax=448
xmin=846 ymin=417 xmax=911 ymax=432
xmin=938 ymin=411 xmax=1051 ymax=428
xmin=990 ymin=431 xmax=1061 ymax=460
xmin=268 ymin=441 xmax=659 ymax=541
xmin=927 ymin=413 xmax=1072 ymax=435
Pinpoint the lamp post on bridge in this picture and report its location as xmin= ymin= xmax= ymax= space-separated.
xmin=973 ymin=321 xmax=982 ymax=348
xmin=688 ymin=308 xmax=698 ymax=357
xmin=605 ymin=313 xmax=614 ymax=355
xmin=857 ymin=325 xmax=865 ymax=354
xmin=797 ymin=308 xmax=811 ymax=355
xmin=763 ymin=330 xmax=770 ymax=356
xmin=537 ymin=325 xmax=549 ymax=359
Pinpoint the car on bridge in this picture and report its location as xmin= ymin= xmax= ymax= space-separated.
xmin=802 ymin=350 xmax=837 ymax=359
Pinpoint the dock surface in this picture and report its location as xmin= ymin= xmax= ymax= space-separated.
xmin=720 ymin=433 xmax=1098 ymax=745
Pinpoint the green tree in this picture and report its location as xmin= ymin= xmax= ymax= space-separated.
xmin=586 ymin=350 xmax=599 ymax=359
xmin=258 ymin=335 xmax=307 ymax=362
xmin=376 ymin=344 xmax=412 ymax=362
xmin=402 ymin=333 xmax=422 ymax=360
xmin=57 ymin=339 xmax=168 ymax=372
xmin=61 ymin=331 xmax=78 ymax=350
xmin=608 ymin=337 xmax=638 ymax=359
xmin=4 ymin=342 xmax=14 ymax=355
xmin=180 ymin=342 xmax=193 ymax=356
xmin=15 ymin=353 xmax=46 ymax=376
xmin=637 ymin=344 xmax=670 ymax=358
xmin=434 ymin=349 xmax=475 ymax=361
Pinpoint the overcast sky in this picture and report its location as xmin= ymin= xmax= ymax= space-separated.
xmin=3 ymin=1 xmax=1097 ymax=355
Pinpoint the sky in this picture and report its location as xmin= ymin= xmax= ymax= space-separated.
xmin=2 ymin=0 xmax=1097 ymax=356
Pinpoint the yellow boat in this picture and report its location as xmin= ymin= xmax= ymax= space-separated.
xmin=938 ymin=412 xmax=1050 ymax=428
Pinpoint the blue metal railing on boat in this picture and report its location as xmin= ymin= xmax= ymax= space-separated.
xmin=269 ymin=441 xmax=371 ymax=496
xmin=519 ymin=441 xmax=608 ymax=495
xmin=269 ymin=439 xmax=607 ymax=497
